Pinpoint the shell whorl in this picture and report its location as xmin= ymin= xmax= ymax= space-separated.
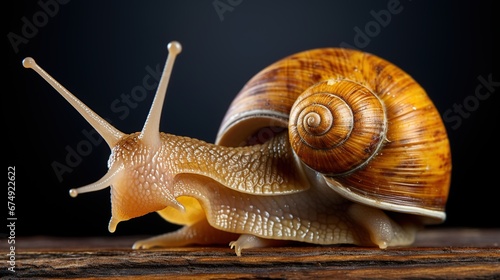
xmin=216 ymin=48 xmax=451 ymax=221
xmin=289 ymin=79 xmax=387 ymax=176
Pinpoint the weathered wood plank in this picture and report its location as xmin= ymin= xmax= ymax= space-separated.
xmin=9 ymin=246 xmax=500 ymax=279
xmin=2 ymin=228 xmax=500 ymax=279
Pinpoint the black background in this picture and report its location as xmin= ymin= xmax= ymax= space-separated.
xmin=4 ymin=0 xmax=497 ymax=240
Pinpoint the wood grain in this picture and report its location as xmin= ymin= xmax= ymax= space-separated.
xmin=2 ymin=228 xmax=499 ymax=279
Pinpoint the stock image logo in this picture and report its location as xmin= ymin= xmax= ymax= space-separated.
xmin=7 ymin=0 xmax=71 ymax=54
xmin=213 ymin=0 xmax=243 ymax=21
xmin=340 ymin=0 xmax=407 ymax=50
xmin=442 ymin=74 xmax=498 ymax=130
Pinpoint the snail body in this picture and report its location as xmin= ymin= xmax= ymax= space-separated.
xmin=24 ymin=41 xmax=451 ymax=256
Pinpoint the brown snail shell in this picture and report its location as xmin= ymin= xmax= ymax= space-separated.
xmin=216 ymin=48 xmax=452 ymax=222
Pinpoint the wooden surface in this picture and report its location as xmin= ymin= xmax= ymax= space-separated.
xmin=2 ymin=228 xmax=499 ymax=279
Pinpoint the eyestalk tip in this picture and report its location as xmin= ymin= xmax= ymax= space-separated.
xmin=22 ymin=57 xmax=36 ymax=69
xmin=167 ymin=41 xmax=182 ymax=55
xmin=69 ymin=189 xmax=78 ymax=198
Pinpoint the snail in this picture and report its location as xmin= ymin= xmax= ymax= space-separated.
xmin=23 ymin=41 xmax=451 ymax=256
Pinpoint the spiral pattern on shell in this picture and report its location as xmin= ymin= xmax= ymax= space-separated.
xmin=216 ymin=48 xmax=451 ymax=220
xmin=289 ymin=79 xmax=387 ymax=175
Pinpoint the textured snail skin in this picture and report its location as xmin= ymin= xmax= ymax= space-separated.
xmin=24 ymin=43 xmax=451 ymax=256
xmin=112 ymin=131 xmax=418 ymax=255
